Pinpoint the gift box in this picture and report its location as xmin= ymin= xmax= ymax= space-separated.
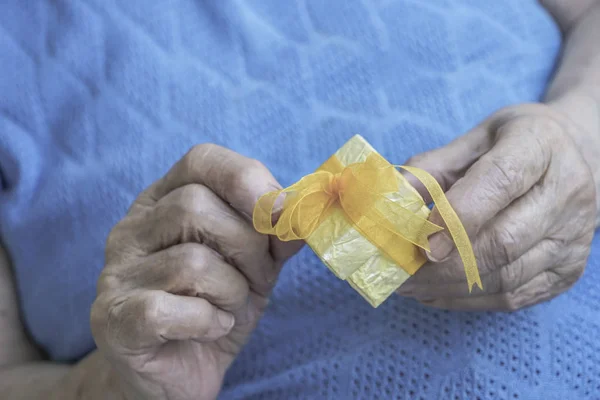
xmin=254 ymin=135 xmax=482 ymax=307
xmin=305 ymin=135 xmax=433 ymax=306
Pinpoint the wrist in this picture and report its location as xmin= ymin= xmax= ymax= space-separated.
xmin=48 ymin=351 xmax=129 ymax=400
xmin=546 ymin=93 xmax=600 ymax=224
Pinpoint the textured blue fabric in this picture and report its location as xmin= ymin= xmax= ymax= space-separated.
xmin=2 ymin=1 xmax=593 ymax=399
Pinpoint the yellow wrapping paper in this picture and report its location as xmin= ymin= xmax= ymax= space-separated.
xmin=253 ymin=135 xmax=483 ymax=307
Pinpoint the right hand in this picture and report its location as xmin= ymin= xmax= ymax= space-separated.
xmin=91 ymin=144 xmax=302 ymax=400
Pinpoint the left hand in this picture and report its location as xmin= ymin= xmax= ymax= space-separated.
xmin=398 ymin=103 xmax=597 ymax=311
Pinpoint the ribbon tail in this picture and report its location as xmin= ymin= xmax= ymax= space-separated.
xmin=400 ymin=166 xmax=483 ymax=292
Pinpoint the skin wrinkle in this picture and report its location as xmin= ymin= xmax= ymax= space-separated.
xmin=424 ymin=269 xmax=563 ymax=312
xmin=473 ymin=183 xmax=548 ymax=270
xmin=487 ymin=223 xmax=520 ymax=269
xmin=486 ymin=155 xmax=524 ymax=206
xmin=142 ymin=189 xmax=268 ymax=276
xmin=414 ymin=211 xmax=592 ymax=301
xmin=496 ymin=251 xmax=527 ymax=295
xmin=402 ymin=101 xmax=596 ymax=311
xmin=407 ymin=236 xmax=563 ymax=298
xmin=85 ymin=143 xmax=301 ymax=399
xmin=128 ymin=245 xmax=247 ymax=310
xmin=1 ymin=3 xmax=600 ymax=399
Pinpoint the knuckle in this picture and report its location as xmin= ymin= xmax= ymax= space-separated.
xmin=233 ymin=159 xmax=271 ymax=189
xmin=104 ymin=216 xmax=147 ymax=263
xmin=246 ymin=158 xmax=269 ymax=175
xmin=543 ymin=238 xmax=575 ymax=267
xmin=183 ymin=143 xmax=219 ymax=178
xmin=138 ymin=294 xmax=163 ymax=329
xmin=553 ymin=261 xmax=585 ymax=286
xmin=496 ymin=114 xmax=555 ymax=163
xmin=484 ymin=155 xmax=521 ymax=200
xmin=568 ymin=168 xmax=594 ymax=197
xmin=498 ymin=265 xmax=521 ymax=294
xmin=173 ymin=184 xmax=213 ymax=215
xmin=177 ymin=182 xmax=208 ymax=201
xmin=488 ymin=225 xmax=519 ymax=267
xmin=497 ymin=109 xmax=560 ymax=139
xmin=187 ymin=143 xmax=216 ymax=163
xmin=171 ymin=243 xmax=210 ymax=274
xmin=544 ymin=269 xmax=564 ymax=290
xmin=489 ymin=106 xmax=524 ymax=129
xmin=175 ymin=241 xmax=204 ymax=261
xmin=153 ymin=187 xmax=219 ymax=244
xmin=543 ymin=238 xmax=564 ymax=259
xmin=96 ymin=270 xmax=119 ymax=294
xmin=567 ymin=264 xmax=585 ymax=285
xmin=167 ymin=244 xmax=228 ymax=296
xmin=156 ymin=198 xmax=198 ymax=227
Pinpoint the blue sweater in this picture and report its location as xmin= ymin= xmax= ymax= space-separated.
xmin=3 ymin=1 xmax=593 ymax=399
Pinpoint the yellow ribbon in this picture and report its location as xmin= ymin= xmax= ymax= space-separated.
xmin=253 ymin=153 xmax=483 ymax=292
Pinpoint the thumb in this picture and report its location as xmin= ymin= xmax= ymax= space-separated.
xmin=401 ymin=118 xmax=499 ymax=261
xmin=402 ymin=125 xmax=492 ymax=203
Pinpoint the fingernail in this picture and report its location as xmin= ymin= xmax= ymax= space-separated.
xmin=270 ymin=196 xmax=285 ymax=225
xmin=217 ymin=309 xmax=235 ymax=331
xmin=427 ymin=232 xmax=453 ymax=262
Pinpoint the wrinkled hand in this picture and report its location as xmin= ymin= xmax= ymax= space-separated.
xmin=91 ymin=145 xmax=302 ymax=400
xmin=399 ymin=104 xmax=597 ymax=311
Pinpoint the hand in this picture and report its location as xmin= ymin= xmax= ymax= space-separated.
xmin=398 ymin=104 xmax=597 ymax=311
xmin=91 ymin=145 xmax=302 ymax=400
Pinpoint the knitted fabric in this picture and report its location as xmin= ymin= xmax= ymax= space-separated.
xmin=1 ymin=1 xmax=588 ymax=399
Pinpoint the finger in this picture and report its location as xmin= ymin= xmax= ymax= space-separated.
xmin=146 ymin=143 xmax=304 ymax=263
xmin=399 ymin=237 xmax=563 ymax=299
xmin=419 ymin=268 xmax=577 ymax=311
xmin=426 ymin=115 xmax=556 ymax=261
xmin=97 ymin=290 xmax=235 ymax=350
xmin=472 ymin=185 xmax=550 ymax=273
xmin=138 ymin=184 xmax=276 ymax=294
xmin=117 ymin=243 xmax=250 ymax=312
xmin=150 ymin=144 xmax=280 ymax=218
xmin=401 ymin=185 xmax=552 ymax=289
xmin=402 ymin=113 xmax=505 ymax=203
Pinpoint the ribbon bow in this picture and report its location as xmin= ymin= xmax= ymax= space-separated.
xmin=253 ymin=153 xmax=483 ymax=292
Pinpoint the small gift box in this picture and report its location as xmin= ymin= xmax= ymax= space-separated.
xmin=254 ymin=135 xmax=482 ymax=307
